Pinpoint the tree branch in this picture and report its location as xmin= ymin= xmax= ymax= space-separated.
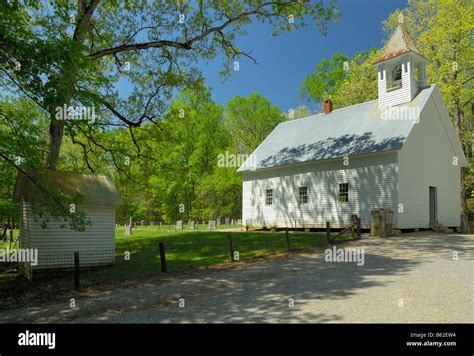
xmin=87 ymin=2 xmax=293 ymax=59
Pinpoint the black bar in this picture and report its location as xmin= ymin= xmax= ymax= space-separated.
xmin=159 ymin=242 xmax=167 ymax=272
xmin=285 ymin=228 xmax=291 ymax=251
xmin=0 ymin=324 xmax=473 ymax=354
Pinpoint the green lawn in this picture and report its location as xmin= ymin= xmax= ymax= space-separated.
xmin=85 ymin=227 xmax=337 ymax=285
xmin=0 ymin=227 xmax=350 ymax=304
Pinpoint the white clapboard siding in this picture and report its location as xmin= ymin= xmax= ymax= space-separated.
xmin=379 ymin=58 xmax=416 ymax=110
xmin=398 ymin=94 xmax=461 ymax=228
xmin=18 ymin=201 xmax=32 ymax=249
xmin=18 ymin=201 xmax=33 ymax=276
xmin=25 ymin=205 xmax=116 ymax=270
xmin=243 ymin=152 xmax=398 ymax=228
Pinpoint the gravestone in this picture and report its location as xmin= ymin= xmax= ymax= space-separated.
xmin=371 ymin=208 xmax=393 ymax=237
xmin=141 ymin=220 xmax=144 ymax=227
xmin=125 ymin=225 xmax=132 ymax=236
xmin=208 ymin=220 xmax=216 ymax=230
xmin=225 ymin=218 xmax=230 ymax=225
xmin=189 ymin=221 xmax=195 ymax=230
xmin=150 ymin=221 xmax=154 ymax=227
xmin=237 ymin=219 xmax=242 ymax=225
xmin=216 ymin=217 xmax=221 ymax=226
xmin=231 ymin=219 xmax=234 ymax=226
xmin=176 ymin=220 xmax=183 ymax=230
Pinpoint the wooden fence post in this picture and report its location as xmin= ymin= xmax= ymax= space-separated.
xmin=285 ymin=228 xmax=291 ymax=251
xmin=227 ymin=233 xmax=234 ymax=262
xmin=326 ymin=221 xmax=331 ymax=242
xmin=357 ymin=217 xmax=361 ymax=238
xmin=74 ymin=252 xmax=80 ymax=289
xmin=159 ymin=242 xmax=167 ymax=272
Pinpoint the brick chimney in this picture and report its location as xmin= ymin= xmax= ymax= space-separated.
xmin=323 ymin=99 xmax=333 ymax=114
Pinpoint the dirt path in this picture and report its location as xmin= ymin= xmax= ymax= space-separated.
xmin=1 ymin=232 xmax=472 ymax=323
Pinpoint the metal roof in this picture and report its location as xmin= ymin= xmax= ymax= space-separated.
xmin=374 ymin=26 xmax=422 ymax=64
xmin=238 ymin=85 xmax=435 ymax=172
xmin=14 ymin=171 xmax=123 ymax=206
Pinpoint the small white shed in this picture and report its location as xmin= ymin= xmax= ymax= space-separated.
xmin=14 ymin=171 xmax=122 ymax=275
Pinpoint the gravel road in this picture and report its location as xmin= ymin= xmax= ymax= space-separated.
xmin=1 ymin=232 xmax=472 ymax=323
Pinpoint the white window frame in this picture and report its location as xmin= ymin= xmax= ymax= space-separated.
xmin=265 ymin=189 xmax=273 ymax=206
xmin=298 ymin=186 xmax=308 ymax=205
xmin=338 ymin=183 xmax=349 ymax=203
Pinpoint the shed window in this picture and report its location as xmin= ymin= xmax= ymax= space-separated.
xmin=265 ymin=189 xmax=273 ymax=206
xmin=299 ymin=186 xmax=308 ymax=205
xmin=338 ymin=183 xmax=349 ymax=203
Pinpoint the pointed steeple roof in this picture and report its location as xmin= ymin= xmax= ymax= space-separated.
xmin=374 ymin=26 xmax=423 ymax=64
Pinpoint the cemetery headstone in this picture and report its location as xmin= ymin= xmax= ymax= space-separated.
xmin=125 ymin=225 xmax=132 ymax=236
xmin=225 ymin=218 xmax=230 ymax=225
xmin=208 ymin=220 xmax=216 ymax=230
xmin=190 ymin=221 xmax=195 ymax=230
xmin=176 ymin=220 xmax=183 ymax=230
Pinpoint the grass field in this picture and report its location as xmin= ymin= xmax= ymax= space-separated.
xmin=0 ymin=227 xmax=350 ymax=306
xmin=84 ymin=227 xmax=335 ymax=285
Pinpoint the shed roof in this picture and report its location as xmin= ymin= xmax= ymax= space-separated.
xmin=238 ymin=85 xmax=435 ymax=172
xmin=14 ymin=171 xmax=123 ymax=206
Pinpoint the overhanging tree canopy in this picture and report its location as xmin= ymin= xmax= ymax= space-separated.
xmin=1 ymin=0 xmax=339 ymax=170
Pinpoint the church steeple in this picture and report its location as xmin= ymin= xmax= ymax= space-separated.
xmin=374 ymin=26 xmax=430 ymax=110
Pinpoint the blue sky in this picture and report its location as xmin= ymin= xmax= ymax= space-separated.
xmin=201 ymin=0 xmax=407 ymax=113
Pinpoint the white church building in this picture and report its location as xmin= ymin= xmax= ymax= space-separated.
xmin=238 ymin=26 xmax=467 ymax=230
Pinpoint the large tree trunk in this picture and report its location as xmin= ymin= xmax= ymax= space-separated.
xmin=43 ymin=0 xmax=99 ymax=169
xmin=46 ymin=118 xmax=65 ymax=169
